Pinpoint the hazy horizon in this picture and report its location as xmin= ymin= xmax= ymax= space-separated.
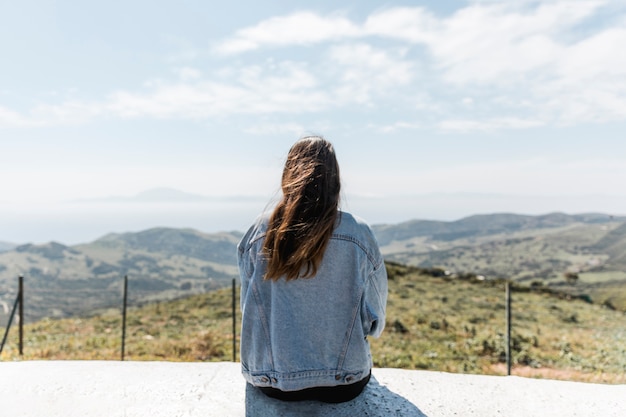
xmin=1 ymin=187 xmax=624 ymax=245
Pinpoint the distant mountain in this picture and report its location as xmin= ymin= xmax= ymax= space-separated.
xmin=0 ymin=228 xmax=241 ymax=322
xmin=0 ymin=241 xmax=17 ymax=253
xmin=372 ymin=212 xmax=619 ymax=246
xmin=92 ymin=227 xmax=241 ymax=264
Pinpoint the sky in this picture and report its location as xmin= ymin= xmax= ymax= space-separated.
xmin=1 ymin=0 xmax=625 ymax=244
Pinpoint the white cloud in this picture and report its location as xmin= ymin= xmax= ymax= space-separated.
xmin=0 ymin=100 xmax=104 ymax=128
xmin=4 ymin=1 xmax=626 ymax=130
xmin=237 ymin=61 xmax=318 ymax=91
xmin=439 ymin=117 xmax=545 ymax=132
xmin=371 ymin=121 xmax=421 ymax=133
xmin=0 ymin=106 xmax=29 ymax=127
xmin=0 ymin=62 xmax=333 ymax=126
xmin=213 ymin=11 xmax=361 ymax=54
xmin=208 ymin=2 xmax=626 ymax=127
xmin=32 ymin=101 xmax=103 ymax=124
xmin=422 ymin=1 xmax=625 ymax=125
xmin=243 ymin=122 xmax=307 ymax=136
xmin=328 ymin=43 xmax=414 ymax=104
xmin=429 ymin=1 xmax=601 ymax=84
xmin=105 ymin=62 xmax=333 ymax=119
xmin=175 ymin=67 xmax=203 ymax=81
xmin=558 ymin=28 xmax=626 ymax=82
xmin=363 ymin=7 xmax=439 ymax=43
xmin=544 ymin=85 xmax=626 ymax=124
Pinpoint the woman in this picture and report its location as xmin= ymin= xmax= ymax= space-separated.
xmin=238 ymin=136 xmax=388 ymax=403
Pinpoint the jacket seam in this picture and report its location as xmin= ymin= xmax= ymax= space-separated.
xmin=335 ymin=284 xmax=365 ymax=371
xmin=331 ymin=233 xmax=381 ymax=267
xmin=250 ymin=280 xmax=275 ymax=369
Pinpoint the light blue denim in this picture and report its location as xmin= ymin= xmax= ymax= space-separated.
xmin=238 ymin=211 xmax=388 ymax=392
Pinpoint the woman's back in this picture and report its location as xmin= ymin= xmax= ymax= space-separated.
xmin=238 ymin=211 xmax=387 ymax=392
xmin=238 ymin=137 xmax=387 ymax=402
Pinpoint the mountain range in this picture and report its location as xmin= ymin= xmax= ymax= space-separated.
xmin=372 ymin=212 xmax=621 ymax=244
xmin=0 ymin=228 xmax=241 ymax=321
xmin=373 ymin=212 xmax=626 ymax=277
xmin=1 ymin=212 xmax=625 ymax=323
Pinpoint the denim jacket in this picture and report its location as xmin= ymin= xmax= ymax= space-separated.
xmin=237 ymin=211 xmax=388 ymax=392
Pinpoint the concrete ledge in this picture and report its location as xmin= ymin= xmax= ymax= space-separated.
xmin=0 ymin=361 xmax=624 ymax=417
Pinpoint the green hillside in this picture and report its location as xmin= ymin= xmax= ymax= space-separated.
xmin=0 ymin=228 xmax=240 ymax=322
xmin=372 ymin=212 xmax=621 ymax=246
xmin=2 ymin=262 xmax=625 ymax=384
xmin=2 ymin=212 xmax=625 ymax=326
xmin=371 ymin=263 xmax=626 ymax=383
xmin=591 ymin=222 xmax=626 ymax=269
xmin=376 ymin=214 xmax=626 ymax=311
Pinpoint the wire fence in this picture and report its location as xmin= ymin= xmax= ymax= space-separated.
xmin=1 ymin=272 xmax=625 ymax=382
xmin=0 ymin=275 xmax=238 ymax=361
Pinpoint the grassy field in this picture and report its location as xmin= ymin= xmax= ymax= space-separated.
xmin=371 ymin=263 xmax=626 ymax=383
xmin=2 ymin=263 xmax=625 ymax=383
xmin=1 ymin=288 xmax=237 ymax=362
xmin=579 ymin=271 xmax=626 ymax=283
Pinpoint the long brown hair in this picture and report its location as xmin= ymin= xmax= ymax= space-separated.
xmin=263 ymin=137 xmax=341 ymax=280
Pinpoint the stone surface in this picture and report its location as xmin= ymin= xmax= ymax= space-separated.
xmin=0 ymin=361 xmax=624 ymax=417
xmin=245 ymin=375 xmax=427 ymax=416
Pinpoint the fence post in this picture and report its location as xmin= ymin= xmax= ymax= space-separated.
xmin=232 ymin=278 xmax=236 ymax=362
xmin=121 ymin=275 xmax=128 ymax=361
xmin=505 ymin=280 xmax=512 ymax=376
xmin=18 ymin=275 xmax=23 ymax=356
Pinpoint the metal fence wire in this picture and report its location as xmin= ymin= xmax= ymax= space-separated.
xmin=0 ymin=275 xmax=239 ymax=362
xmin=1 ymin=273 xmax=624 ymax=383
